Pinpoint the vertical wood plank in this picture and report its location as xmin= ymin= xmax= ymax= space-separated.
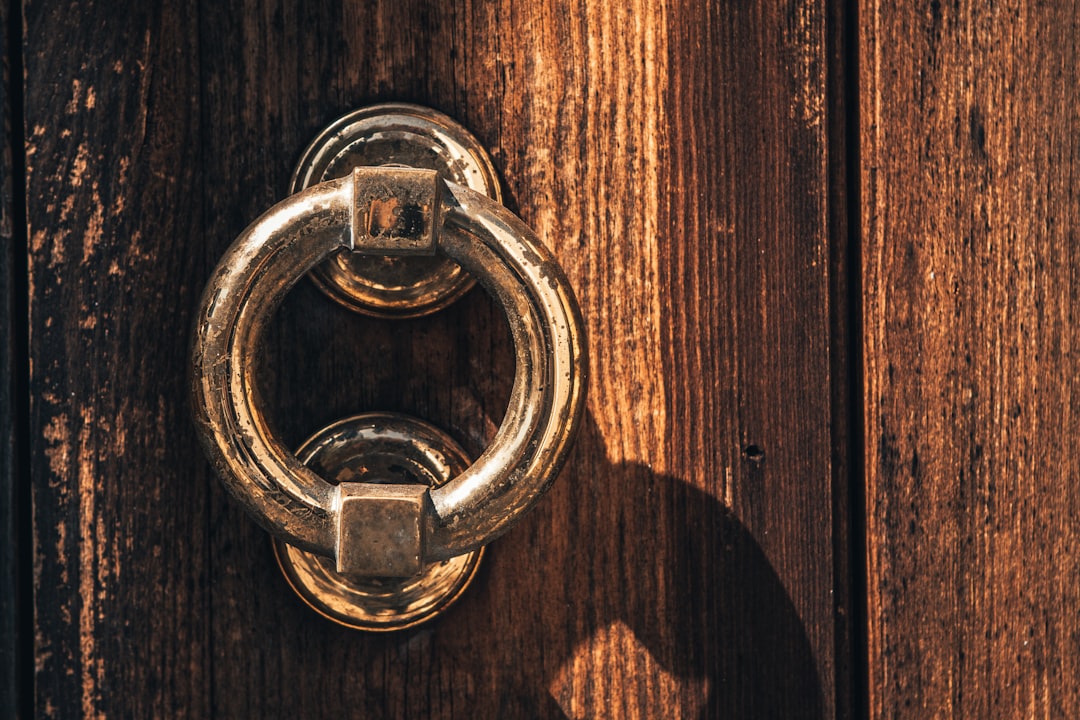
xmin=197 ymin=0 xmax=845 ymax=717
xmin=861 ymin=1 xmax=1080 ymax=716
xmin=25 ymin=1 xmax=211 ymax=716
xmin=656 ymin=0 xmax=845 ymax=716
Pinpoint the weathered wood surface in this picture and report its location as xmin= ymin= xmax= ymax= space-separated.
xmin=25 ymin=2 xmax=211 ymax=717
xmin=27 ymin=0 xmax=846 ymax=717
xmin=860 ymin=1 xmax=1080 ymax=716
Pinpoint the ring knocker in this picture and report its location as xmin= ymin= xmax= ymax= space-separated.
xmin=190 ymin=104 xmax=587 ymax=630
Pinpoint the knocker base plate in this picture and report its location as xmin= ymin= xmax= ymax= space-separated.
xmin=291 ymin=103 xmax=502 ymax=318
xmin=273 ymin=413 xmax=483 ymax=631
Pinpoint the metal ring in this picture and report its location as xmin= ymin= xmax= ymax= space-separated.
xmin=191 ymin=167 xmax=587 ymax=571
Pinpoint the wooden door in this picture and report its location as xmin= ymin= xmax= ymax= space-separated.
xmin=10 ymin=0 xmax=848 ymax=716
xmin=3 ymin=0 xmax=1077 ymax=718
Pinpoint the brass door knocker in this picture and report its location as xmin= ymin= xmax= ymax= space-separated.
xmin=190 ymin=104 xmax=587 ymax=630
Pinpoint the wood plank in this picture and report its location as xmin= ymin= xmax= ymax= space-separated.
xmin=198 ymin=0 xmax=845 ymax=717
xmin=24 ymin=1 xmax=211 ymax=716
xmin=860 ymin=1 xmax=1080 ymax=716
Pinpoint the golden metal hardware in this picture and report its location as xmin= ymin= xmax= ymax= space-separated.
xmin=273 ymin=414 xmax=483 ymax=631
xmin=190 ymin=105 xmax=587 ymax=628
xmin=290 ymin=103 xmax=502 ymax=318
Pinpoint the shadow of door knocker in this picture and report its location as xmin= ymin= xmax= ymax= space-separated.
xmin=190 ymin=103 xmax=587 ymax=630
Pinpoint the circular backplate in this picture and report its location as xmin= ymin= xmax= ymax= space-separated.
xmin=291 ymin=103 xmax=502 ymax=318
xmin=273 ymin=413 xmax=483 ymax=631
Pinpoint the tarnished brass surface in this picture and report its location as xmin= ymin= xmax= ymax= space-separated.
xmin=350 ymin=166 xmax=442 ymax=255
xmin=191 ymin=164 xmax=587 ymax=572
xmin=336 ymin=482 xmax=428 ymax=578
xmin=274 ymin=413 xmax=483 ymax=630
xmin=291 ymin=103 xmax=501 ymax=317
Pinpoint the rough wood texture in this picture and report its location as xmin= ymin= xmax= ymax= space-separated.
xmin=25 ymin=2 xmax=210 ymax=717
xmin=27 ymin=0 xmax=845 ymax=717
xmin=860 ymin=1 xmax=1080 ymax=716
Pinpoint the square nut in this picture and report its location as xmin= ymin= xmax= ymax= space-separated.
xmin=336 ymin=483 xmax=429 ymax=578
xmin=351 ymin=166 xmax=442 ymax=255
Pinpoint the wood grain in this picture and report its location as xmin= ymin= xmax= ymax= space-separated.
xmin=25 ymin=1 xmax=211 ymax=716
xmin=860 ymin=1 xmax=1080 ymax=716
xmin=26 ymin=0 xmax=847 ymax=717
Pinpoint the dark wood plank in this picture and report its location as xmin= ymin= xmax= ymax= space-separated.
xmin=861 ymin=1 xmax=1080 ymax=716
xmin=198 ymin=0 xmax=845 ymax=718
xmin=24 ymin=1 xmax=211 ymax=716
